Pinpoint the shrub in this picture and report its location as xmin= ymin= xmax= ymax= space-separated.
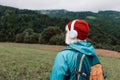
xmin=16 ymin=33 xmax=24 ymax=43
xmin=29 ymin=33 xmax=39 ymax=43
xmin=40 ymin=26 xmax=62 ymax=44
xmin=49 ymin=33 xmax=65 ymax=45
xmin=16 ymin=28 xmax=39 ymax=43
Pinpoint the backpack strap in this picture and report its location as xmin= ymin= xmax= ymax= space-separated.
xmin=74 ymin=53 xmax=89 ymax=80
xmin=77 ymin=54 xmax=86 ymax=80
xmin=62 ymin=48 xmax=89 ymax=79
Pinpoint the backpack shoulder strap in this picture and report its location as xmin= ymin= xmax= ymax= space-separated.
xmin=77 ymin=54 xmax=86 ymax=80
xmin=62 ymin=48 xmax=88 ymax=79
xmin=77 ymin=54 xmax=85 ymax=80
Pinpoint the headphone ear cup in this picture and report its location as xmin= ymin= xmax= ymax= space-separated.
xmin=69 ymin=30 xmax=78 ymax=39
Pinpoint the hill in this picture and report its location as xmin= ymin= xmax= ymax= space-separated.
xmin=38 ymin=10 xmax=120 ymax=48
xmin=38 ymin=9 xmax=120 ymax=19
xmin=0 ymin=5 xmax=120 ymax=52
xmin=35 ymin=10 xmax=120 ymax=51
xmin=38 ymin=9 xmax=120 ymax=38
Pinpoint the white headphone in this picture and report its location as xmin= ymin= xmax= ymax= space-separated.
xmin=69 ymin=20 xmax=78 ymax=39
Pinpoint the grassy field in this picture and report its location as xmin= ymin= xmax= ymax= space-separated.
xmin=0 ymin=42 xmax=120 ymax=80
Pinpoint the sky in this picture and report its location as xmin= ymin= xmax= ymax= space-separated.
xmin=0 ymin=0 xmax=120 ymax=12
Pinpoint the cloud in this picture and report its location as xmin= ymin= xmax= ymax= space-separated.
xmin=0 ymin=0 xmax=120 ymax=12
xmin=16 ymin=0 xmax=60 ymax=9
xmin=56 ymin=0 xmax=120 ymax=11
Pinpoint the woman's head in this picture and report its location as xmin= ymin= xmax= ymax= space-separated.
xmin=65 ymin=19 xmax=90 ymax=44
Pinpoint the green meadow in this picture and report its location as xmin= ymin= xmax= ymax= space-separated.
xmin=0 ymin=43 xmax=120 ymax=80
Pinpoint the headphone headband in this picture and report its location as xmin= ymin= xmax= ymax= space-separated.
xmin=70 ymin=20 xmax=77 ymax=31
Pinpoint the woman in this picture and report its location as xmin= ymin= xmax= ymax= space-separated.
xmin=50 ymin=19 xmax=104 ymax=80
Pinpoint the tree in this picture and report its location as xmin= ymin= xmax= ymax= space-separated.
xmin=29 ymin=33 xmax=40 ymax=43
xmin=15 ymin=28 xmax=39 ymax=43
xmin=16 ymin=33 xmax=24 ymax=43
xmin=49 ymin=33 xmax=65 ymax=45
xmin=39 ymin=26 xmax=62 ymax=44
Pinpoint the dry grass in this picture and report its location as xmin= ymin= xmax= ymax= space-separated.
xmin=96 ymin=49 xmax=120 ymax=59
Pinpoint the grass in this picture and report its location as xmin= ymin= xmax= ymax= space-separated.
xmin=0 ymin=43 xmax=56 ymax=80
xmin=99 ymin=57 xmax=120 ymax=80
xmin=0 ymin=42 xmax=120 ymax=80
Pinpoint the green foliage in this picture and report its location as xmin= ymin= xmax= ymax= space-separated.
xmin=39 ymin=27 xmax=62 ymax=44
xmin=23 ymin=28 xmax=34 ymax=43
xmin=39 ymin=10 xmax=120 ymax=39
xmin=0 ymin=5 xmax=69 ymax=42
xmin=0 ymin=5 xmax=120 ymax=51
xmin=29 ymin=33 xmax=40 ymax=43
xmin=49 ymin=33 xmax=65 ymax=45
xmin=16 ymin=33 xmax=24 ymax=43
xmin=16 ymin=28 xmax=39 ymax=43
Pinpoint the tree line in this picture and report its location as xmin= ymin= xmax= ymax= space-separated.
xmin=16 ymin=27 xmax=65 ymax=45
xmin=0 ymin=5 xmax=69 ymax=42
xmin=0 ymin=5 xmax=120 ymax=52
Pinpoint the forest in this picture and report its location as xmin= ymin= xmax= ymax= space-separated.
xmin=0 ymin=5 xmax=120 ymax=52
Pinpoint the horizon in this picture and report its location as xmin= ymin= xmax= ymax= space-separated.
xmin=0 ymin=0 xmax=120 ymax=12
xmin=1 ymin=4 xmax=120 ymax=13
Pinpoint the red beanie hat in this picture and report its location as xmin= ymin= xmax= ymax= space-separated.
xmin=67 ymin=20 xmax=90 ymax=40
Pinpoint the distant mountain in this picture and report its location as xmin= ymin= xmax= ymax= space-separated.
xmin=37 ymin=9 xmax=120 ymax=19
xmin=37 ymin=9 xmax=97 ymax=19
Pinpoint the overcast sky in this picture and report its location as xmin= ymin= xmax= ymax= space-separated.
xmin=0 ymin=0 xmax=120 ymax=12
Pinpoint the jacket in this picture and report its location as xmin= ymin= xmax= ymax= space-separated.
xmin=50 ymin=41 xmax=101 ymax=80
